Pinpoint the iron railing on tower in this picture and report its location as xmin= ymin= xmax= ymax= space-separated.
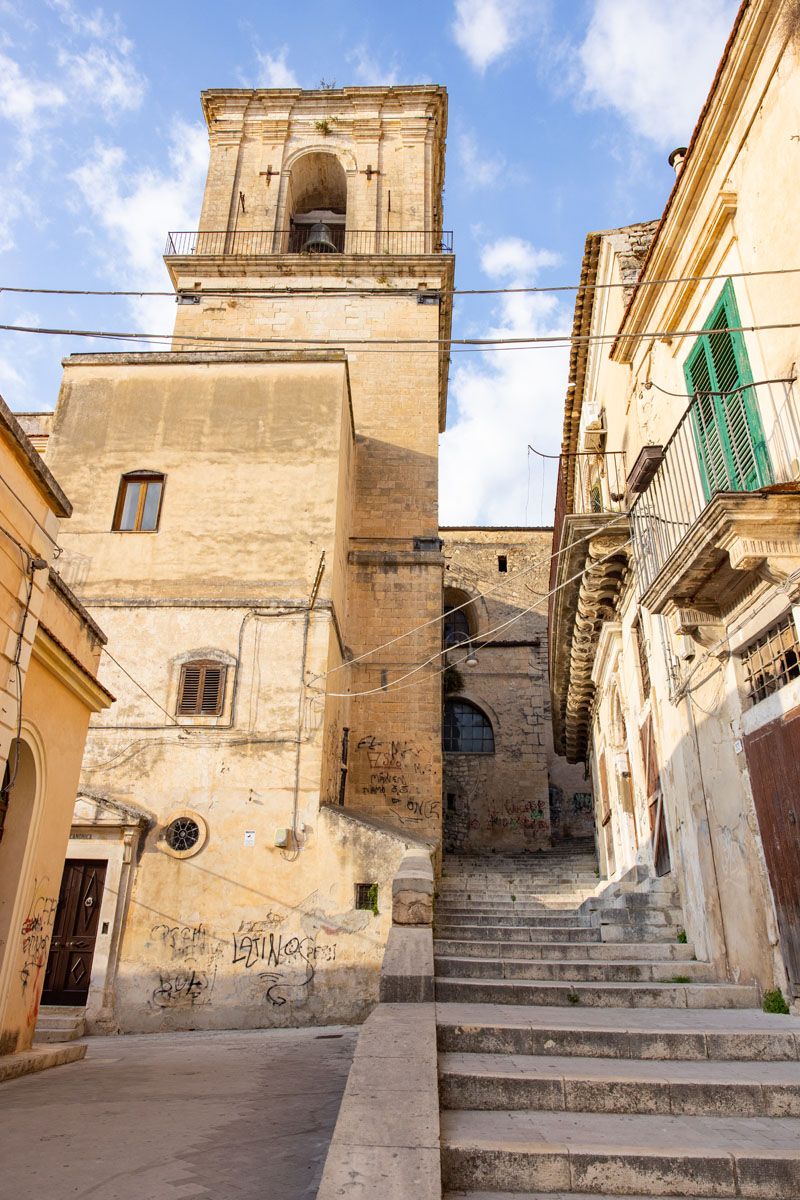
xmin=165 ymin=229 xmax=454 ymax=256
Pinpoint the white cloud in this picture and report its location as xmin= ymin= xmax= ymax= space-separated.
xmin=457 ymin=131 xmax=506 ymax=189
xmin=0 ymin=51 xmax=66 ymax=132
xmin=255 ymin=47 xmax=299 ymax=88
xmin=48 ymin=0 xmax=118 ymax=40
xmin=452 ymin=0 xmax=535 ymax=72
xmin=58 ymin=44 xmax=146 ymax=115
xmin=70 ymin=121 xmax=208 ymax=332
xmin=481 ymin=237 xmax=560 ymax=281
xmin=577 ymin=0 xmax=737 ymax=147
xmin=347 ymin=43 xmax=401 ymax=86
xmin=440 ymin=237 xmax=568 ymax=525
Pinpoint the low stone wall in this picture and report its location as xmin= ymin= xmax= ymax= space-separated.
xmin=317 ymin=845 xmax=440 ymax=1199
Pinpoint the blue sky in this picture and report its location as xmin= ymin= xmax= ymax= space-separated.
xmin=0 ymin=0 xmax=739 ymax=524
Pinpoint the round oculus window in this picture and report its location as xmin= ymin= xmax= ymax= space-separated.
xmin=165 ymin=816 xmax=200 ymax=852
xmin=161 ymin=811 xmax=207 ymax=858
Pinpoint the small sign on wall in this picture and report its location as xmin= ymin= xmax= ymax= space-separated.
xmin=244 ymin=830 xmax=255 ymax=847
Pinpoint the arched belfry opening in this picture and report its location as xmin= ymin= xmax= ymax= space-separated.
xmin=286 ymin=151 xmax=348 ymax=253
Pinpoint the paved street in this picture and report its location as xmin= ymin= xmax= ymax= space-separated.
xmin=0 ymin=1026 xmax=358 ymax=1200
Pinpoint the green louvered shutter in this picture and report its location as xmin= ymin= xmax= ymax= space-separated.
xmin=684 ymin=280 xmax=772 ymax=501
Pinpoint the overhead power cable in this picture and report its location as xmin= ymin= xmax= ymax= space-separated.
xmin=322 ymin=536 xmax=632 ymax=699
xmin=313 ymin=514 xmax=628 ymax=684
xmin=2 ymin=319 xmax=800 ymax=354
xmin=2 ymin=263 xmax=800 ymax=300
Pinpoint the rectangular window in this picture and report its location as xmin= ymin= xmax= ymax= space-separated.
xmin=633 ymin=617 xmax=651 ymax=699
xmin=742 ymin=616 xmax=800 ymax=705
xmin=178 ymin=661 xmax=226 ymax=716
xmin=498 ymin=555 xmax=508 ymax=572
xmin=113 ymin=473 xmax=164 ymax=532
xmin=684 ymin=281 xmax=771 ymax=499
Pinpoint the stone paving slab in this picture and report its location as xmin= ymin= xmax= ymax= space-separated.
xmin=0 ymin=1026 xmax=357 ymax=1200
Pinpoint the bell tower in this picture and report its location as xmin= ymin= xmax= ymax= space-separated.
xmin=165 ymin=86 xmax=454 ymax=843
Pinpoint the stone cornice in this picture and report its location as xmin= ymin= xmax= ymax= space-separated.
xmin=32 ymin=625 xmax=115 ymax=713
xmin=549 ymin=514 xmax=630 ymax=761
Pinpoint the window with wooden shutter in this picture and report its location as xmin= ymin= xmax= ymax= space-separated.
xmin=178 ymin=661 xmax=226 ymax=716
xmin=684 ymin=281 xmax=772 ymax=500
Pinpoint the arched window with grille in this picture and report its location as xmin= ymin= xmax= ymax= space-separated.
xmin=443 ymin=699 xmax=495 ymax=754
xmin=443 ymin=604 xmax=471 ymax=647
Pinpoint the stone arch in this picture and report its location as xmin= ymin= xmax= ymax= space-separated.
xmin=443 ymin=585 xmax=487 ymax=641
xmin=280 ymin=148 xmax=353 ymax=250
xmin=0 ymin=724 xmax=47 ymax=1034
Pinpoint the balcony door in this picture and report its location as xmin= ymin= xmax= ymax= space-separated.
xmin=685 ymin=280 xmax=772 ymax=500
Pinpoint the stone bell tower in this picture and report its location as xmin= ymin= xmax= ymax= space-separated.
xmin=166 ymin=86 xmax=454 ymax=843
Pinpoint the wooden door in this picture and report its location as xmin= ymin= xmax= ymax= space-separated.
xmin=744 ymin=709 xmax=800 ymax=995
xmin=42 ymin=860 xmax=106 ymax=1006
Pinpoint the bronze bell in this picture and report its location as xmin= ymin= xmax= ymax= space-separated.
xmin=302 ymin=222 xmax=339 ymax=253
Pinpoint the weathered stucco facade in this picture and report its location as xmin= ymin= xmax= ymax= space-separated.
xmin=440 ymin=527 xmax=589 ymax=853
xmin=38 ymin=85 xmax=453 ymax=1032
xmin=550 ymin=1 xmax=800 ymax=1005
xmin=0 ymin=400 xmax=112 ymax=1058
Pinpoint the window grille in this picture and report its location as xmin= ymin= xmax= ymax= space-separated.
xmin=178 ymin=661 xmax=226 ymax=715
xmin=112 ymin=472 xmax=164 ymax=532
xmin=355 ymin=883 xmax=377 ymax=911
xmin=165 ymin=816 xmax=200 ymax=852
xmin=443 ymin=699 xmax=495 ymax=753
xmin=742 ymin=616 xmax=800 ymax=705
xmin=443 ymin=605 xmax=470 ymax=647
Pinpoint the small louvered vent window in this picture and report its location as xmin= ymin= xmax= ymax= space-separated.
xmin=178 ymin=661 xmax=226 ymax=716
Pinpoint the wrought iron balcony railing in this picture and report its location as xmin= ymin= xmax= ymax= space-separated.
xmin=630 ymin=381 xmax=800 ymax=594
xmin=164 ymin=228 xmax=454 ymax=257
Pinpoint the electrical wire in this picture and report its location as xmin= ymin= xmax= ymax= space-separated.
xmin=3 ymin=319 xmax=800 ymax=354
xmin=322 ymin=537 xmax=632 ymax=699
xmin=100 ymin=645 xmax=194 ymax=731
xmin=642 ymin=375 xmax=796 ymax=399
xmin=3 ymin=263 xmax=800 ymax=300
xmin=311 ymin=513 xmax=629 ymax=684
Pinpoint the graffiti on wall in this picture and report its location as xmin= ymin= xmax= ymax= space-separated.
xmin=354 ymin=735 xmax=439 ymax=825
xmin=151 ymin=968 xmax=216 ymax=1008
xmin=20 ymin=885 xmax=57 ymax=992
xmin=146 ymin=908 xmax=339 ymax=1012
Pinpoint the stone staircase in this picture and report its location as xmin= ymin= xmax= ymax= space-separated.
xmin=34 ymin=1005 xmax=85 ymax=1043
xmin=435 ymin=842 xmax=800 ymax=1198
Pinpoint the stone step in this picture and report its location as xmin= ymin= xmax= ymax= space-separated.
xmin=434 ymin=902 xmax=597 ymax=907
xmin=440 ymin=1109 xmax=800 ymax=1196
xmin=592 ymin=905 xmax=684 ymax=925
xmin=434 ymin=977 xmax=759 ymax=1009
xmin=598 ymin=924 xmax=684 ymax=943
xmin=438 ymin=1052 xmax=800 ymax=1116
xmin=444 ymin=1193 xmax=712 ymax=1200
xmin=435 ymin=1004 xmax=800 ymax=1060
xmin=34 ymin=1008 xmax=85 ymax=1043
xmin=435 ymin=914 xmax=595 ymax=928
xmin=433 ymin=940 xmax=698 ymax=962
xmin=435 ymin=926 xmax=602 ymax=943
xmin=434 ymin=956 xmax=716 ymax=984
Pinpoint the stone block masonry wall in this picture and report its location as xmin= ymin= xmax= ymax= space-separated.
xmin=440 ymin=529 xmax=591 ymax=853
